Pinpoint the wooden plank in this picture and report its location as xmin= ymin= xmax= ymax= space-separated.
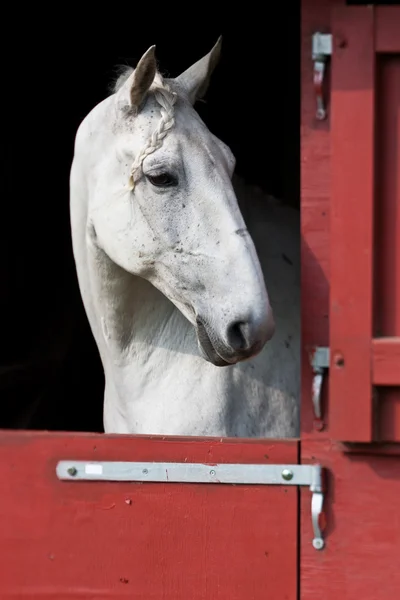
xmin=375 ymin=7 xmax=400 ymax=53
xmin=329 ymin=6 xmax=375 ymax=442
xmin=301 ymin=439 xmax=400 ymax=600
xmin=300 ymin=0 xmax=331 ymax=437
xmin=0 ymin=431 xmax=298 ymax=599
xmin=372 ymin=338 xmax=400 ymax=386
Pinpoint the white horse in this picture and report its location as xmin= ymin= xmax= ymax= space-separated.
xmin=70 ymin=38 xmax=300 ymax=437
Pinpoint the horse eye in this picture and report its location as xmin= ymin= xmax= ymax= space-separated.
xmin=147 ymin=173 xmax=177 ymax=187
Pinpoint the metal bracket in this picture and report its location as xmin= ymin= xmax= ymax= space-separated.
xmin=312 ymin=32 xmax=332 ymax=120
xmin=309 ymin=346 xmax=330 ymax=430
xmin=56 ymin=460 xmax=326 ymax=551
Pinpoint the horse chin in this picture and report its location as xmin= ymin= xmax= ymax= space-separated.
xmin=196 ymin=324 xmax=238 ymax=368
xmin=197 ymin=340 xmax=232 ymax=367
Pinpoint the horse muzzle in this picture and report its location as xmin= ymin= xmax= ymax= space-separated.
xmin=195 ymin=312 xmax=274 ymax=367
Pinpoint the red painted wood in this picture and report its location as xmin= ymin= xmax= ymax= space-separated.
xmin=372 ymin=338 xmax=400 ymax=386
xmin=300 ymin=0 xmax=332 ymax=438
xmin=300 ymin=4 xmax=400 ymax=598
xmin=0 ymin=431 xmax=298 ymax=599
xmin=329 ymin=6 xmax=375 ymax=442
xmin=301 ymin=439 xmax=400 ymax=600
xmin=375 ymin=7 xmax=400 ymax=53
xmin=301 ymin=2 xmax=400 ymax=442
xmin=374 ymin=49 xmax=400 ymax=441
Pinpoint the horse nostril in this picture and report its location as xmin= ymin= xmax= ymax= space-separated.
xmin=226 ymin=321 xmax=249 ymax=351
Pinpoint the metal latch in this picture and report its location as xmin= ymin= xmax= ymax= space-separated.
xmin=312 ymin=32 xmax=332 ymax=120
xmin=57 ymin=460 xmax=326 ymax=551
xmin=309 ymin=346 xmax=330 ymax=430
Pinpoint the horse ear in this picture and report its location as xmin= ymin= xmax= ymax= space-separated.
xmin=175 ymin=36 xmax=222 ymax=105
xmin=129 ymin=45 xmax=157 ymax=112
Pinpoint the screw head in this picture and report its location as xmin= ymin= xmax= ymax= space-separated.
xmin=313 ymin=538 xmax=325 ymax=550
xmin=67 ymin=466 xmax=77 ymax=477
xmin=281 ymin=468 xmax=293 ymax=481
xmin=210 ymin=470 xmax=216 ymax=476
xmin=142 ymin=468 xmax=148 ymax=475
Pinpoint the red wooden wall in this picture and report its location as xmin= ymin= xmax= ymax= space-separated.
xmin=301 ymin=2 xmax=400 ymax=599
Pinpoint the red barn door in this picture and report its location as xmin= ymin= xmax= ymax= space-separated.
xmin=0 ymin=432 xmax=302 ymax=599
xmin=330 ymin=5 xmax=400 ymax=442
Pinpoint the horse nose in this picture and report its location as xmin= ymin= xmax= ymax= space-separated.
xmin=226 ymin=321 xmax=252 ymax=351
xmin=226 ymin=313 xmax=275 ymax=354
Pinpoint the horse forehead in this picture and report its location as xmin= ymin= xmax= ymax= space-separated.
xmin=166 ymin=121 xmax=224 ymax=169
xmin=118 ymin=98 xmax=229 ymax=170
xmin=182 ymin=134 xmax=217 ymax=164
xmin=176 ymin=110 xmax=234 ymax=167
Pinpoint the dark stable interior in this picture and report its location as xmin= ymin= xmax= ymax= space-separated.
xmin=0 ymin=6 xmax=300 ymax=432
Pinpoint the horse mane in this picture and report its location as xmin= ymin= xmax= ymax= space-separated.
xmin=111 ymin=66 xmax=134 ymax=93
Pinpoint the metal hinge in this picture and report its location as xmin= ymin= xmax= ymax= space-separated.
xmin=56 ymin=460 xmax=326 ymax=551
xmin=312 ymin=32 xmax=332 ymax=120
xmin=309 ymin=346 xmax=330 ymax=430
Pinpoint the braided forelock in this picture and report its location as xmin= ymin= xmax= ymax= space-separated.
xmin=128 ymin=73 xmax=178 ymax=191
